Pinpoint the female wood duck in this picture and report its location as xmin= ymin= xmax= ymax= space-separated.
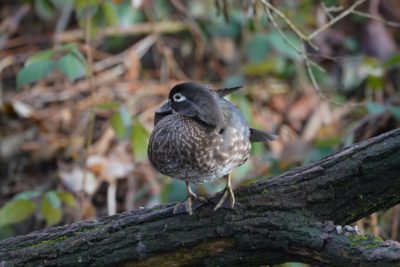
xmin=148 ymin=82 xmax=276 ymax=215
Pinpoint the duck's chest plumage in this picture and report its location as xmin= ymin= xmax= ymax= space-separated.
xmin=148 ymin=113 xmax=250 ymax=184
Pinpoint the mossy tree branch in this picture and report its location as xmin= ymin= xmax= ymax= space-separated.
xmin=1 ymin=129 xmax=400 ymax=266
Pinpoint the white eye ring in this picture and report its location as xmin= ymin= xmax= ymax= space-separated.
xmin=173 ymin=93 xmax=186 ymax=102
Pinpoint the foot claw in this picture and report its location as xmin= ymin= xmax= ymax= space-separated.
xmin=214 ymin=173 xmax=235 ymax=211
xmin=214 ymin=188 xmax=235 ymax=211
xmin=173 ymin=182 xmax=207 ymax=215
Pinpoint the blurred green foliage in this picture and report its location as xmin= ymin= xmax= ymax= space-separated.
xmin=17 ymin=44 xmax=86 ymax=88
xmin=0 ymin=190 xmax=76 ymax=238
xmin=1 ymin=0 xmax=399 ymax=251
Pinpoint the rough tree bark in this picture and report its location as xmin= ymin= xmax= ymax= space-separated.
xmin=0 ymin=129 xmax=400 ymax=267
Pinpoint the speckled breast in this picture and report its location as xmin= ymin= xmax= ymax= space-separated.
xmin=148 ymin=114 xmax=250 ymax=183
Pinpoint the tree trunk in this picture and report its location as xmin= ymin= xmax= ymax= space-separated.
xmin=1 ymin=129 xmax=400 ymax=267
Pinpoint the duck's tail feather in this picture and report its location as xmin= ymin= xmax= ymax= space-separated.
xmin=215 ymin=86 xmax=243 ymax=97
xmin=249 ymin=128 xmax=278 ymax=142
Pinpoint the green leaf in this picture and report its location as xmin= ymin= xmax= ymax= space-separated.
xmin=14 ymin=191 xmax=40 ymax=200
xmin=0 ymin=199 xmax=36 ymax=227
xmin=131 ymin=119 xmax=149 ymax=162
xmin=63 ymin=44 xmax=86 ymax=62
xmin=160 ymin=180 xmax=187 ymax=203
xmin=95 ymin=102 xmax=120 ymax=111
xmin=343 ymin=37 xmax=358 ymax=52
xmin=245 ymin=34 xmax=270 ymax=63
xmin=367 ymin=75 xmax=384 ymax=90
xmin=75 ymin=2 xmax=100 ymax=37
xmin=41 ymin=193 xmax=62 ymax=226
xmin=111 ymin=106 xmax=132 ymax=139
xmin=35 ymin=0 xmax=55 ymax=21
xmin=115 ymin=2 xmax=145 ymax=26
xmin=266 ymin=31 xmax=301 ymax=60
xmin=223 ymin=74 xmax=245 ymax=88
xmin=101 ymin=2 xmax=119 ymax=26
xmin=57 ymin=54 xmax=86 ymax=82
xmin=383 ymin=53 xmax=400 ymax=69
xmin=233 ymin=94 xmax=252 ymax=123
xmin=46 ymin=191 xmax=62 ymax=209
xmin=0 ymin=225 xmax=14 ymax=240
xmin=153 ymin=0 xmax=172 ymax=21
xmin=74 ymin=0 xmax=98 ymax=10
xmin=366 ymin=102 xmax=386 ymax=115
xmin=26 ymin=50 xmax=55 ymax=66
xmin=17 ymin=60 xmax=55 ymax=88
xmin=340 ymin=56 xmax=364 ymax=91
xmin=51 ymin=0 xmax=74 ymax=9
xmin=241 ymin=57 xmax=286 ymax=76
xmin=57 ymin=191 xmax=77 ymax=207
xmin=388 ymin=105 xmax=400 ymax=120
xmin=315 ymin=137 xmax=342 ymax=148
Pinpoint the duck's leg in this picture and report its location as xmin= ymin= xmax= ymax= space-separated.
xmin=214 ymin=173 xmax=235 ymax=211
xmin=173 ymin=179 xmax=207 ymax=215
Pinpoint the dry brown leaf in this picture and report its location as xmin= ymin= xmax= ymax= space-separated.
xmin=288 ymin=94 xmax=318 ymax=131
xmin=125 ymin=49 xmax=141 ymax=80
xmin=212 ymin=37 xmax=236 ymax=63
xmin=302 ymin=102 xmax=332 ymax=142
xmin=269 ymin=94 xmax=288 ymax=113
xmin=59 ymin=166 xmax=99 ymax=196
xmin=11 ymin=100 xmax=33 ymax=118
xmin=87 ymin=142 xmax=134 ymax=183
xmin=80 ymin=198 xmax=97 ymax=220
xmin=89 ymin=126 xmax=115 ymax=155
xmin=279 ymin=140 xmax=311 ymax=165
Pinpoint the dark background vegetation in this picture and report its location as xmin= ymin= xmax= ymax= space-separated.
xmin=0 ymin=0 xmax=399 ymax=264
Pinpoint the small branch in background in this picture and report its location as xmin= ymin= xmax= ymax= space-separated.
xmin=81 ymin=9 xmax=96 ymax=221
xmin=0 ymin=4 xmax=30 ymax=49
xmin=107 ymin=180 xmax=117 ymax=215
xmin=222 ymin=0 xmax=230 ymax=23
xmin=260 ymin=0 xmax=374 ymax=106
xmin=303 ymin=55 xmax=327 ymax=100
xmin=260 ymin=0 xmax=318 ymax=50
xmin=308 ymin=0 xmax=367 ymax=40
xmin=54 ymin=21 xmax=187 ymax=43
xmin=264 ymin=4 xmax=302 ymax=54
xmin=143 ymin=2 xmax=189 ymax=81
xmin=263 ymin=2 xmax=327 ymax=100
xmin=391 ymin=205 xmax=400 ymax=240
xmin=170 ymin=0 xmax=208 ymax=79
xmin=370 ymin=213 xmax=380 ymax=237
xmin=351 ymin=10 xmax=400 ymax=27
xmin=53 ymin=1 xmax=74 ymax=45
xmin=321 ymin=2 xmax=341 ymax=20
xmin=93 ymin=34 xmax=156 ymax=73
xmin=0 ymin=55 xmax=16 ymax=106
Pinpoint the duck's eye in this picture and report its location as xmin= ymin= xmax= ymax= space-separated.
xmin=173 ymin=93 xmax=186 ymax=102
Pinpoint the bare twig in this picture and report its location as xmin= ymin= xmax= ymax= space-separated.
xmin=93 ymin=35 xmax=156 ymax=72
xmin=54 ymin=21 xmax=187 ymax=43
xmin=82 ymin=9 xmax=96 ymax=220
xmin=53 ymin=1 xmax=74 ymax=45
xmin=351 ymin=10 xmax=400 ymax=27
xmin=308 ymin=0 xmax=367 ymax=40
xmin=304 ymin=54 xmax=327 ymax=100
xmin=107 ymin=180 xmax=117 ymax=215
xmin=264 ymin=5 xmax=302 ymax=54
xmin=260 ymin=0 xmax=374 ymax=106
xmin=144 ymin=3 xmax=188 ymax=81
xmin=0 ymin=4 xmax=30 ymax=49
xmin=263 ymin=2 xmax=327 ymax=99
xmin=391 ymin=205 xmax=400 ymax=240
xmin=260 ymin=0 xmax=318 ymax=50
xmin=170 ymin=0 xmax=208 ymax=79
